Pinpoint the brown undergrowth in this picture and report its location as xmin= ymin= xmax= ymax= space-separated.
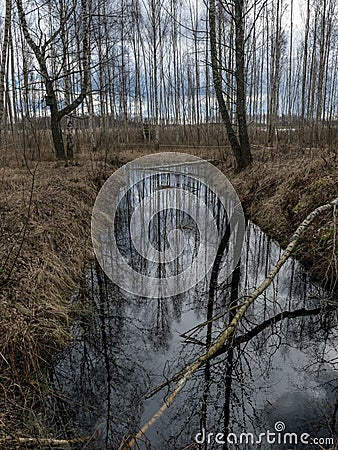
xmin=227 ymin=147 xmax=338 ymax=291
xmin=0 ymin=145 xmax=337 ymax=446
xmin=0 ymin=155 xmax=114 ymax=443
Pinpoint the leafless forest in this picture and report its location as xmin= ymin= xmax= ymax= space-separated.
xmin=0 ymin=0 xmax=338 ymax=165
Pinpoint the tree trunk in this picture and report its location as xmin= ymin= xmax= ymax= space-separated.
xmin=0 ymin=0 xmax=12 ymax=164
xmin=301 ymin=0 xmax=310 ymax=140
xmin=50 ymin=106 xmax=66 ymax=160
xmin=45 ymin=76 xmax=66 ymax=160
xmin=209 ymin=0 xmax=252 ymax=171
xmin=234 ymin=0 xmax=252 ymax=167
xmin=16 ymin=0 xmax=89 ymax=160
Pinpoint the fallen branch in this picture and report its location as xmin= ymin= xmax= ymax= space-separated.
xmin=145 ymin=304 xmax=331 ymax=399
xmin=0 ymin=436 xmax=90 ymax=448
xmin=126 ymin=197 xmax=338 ymax=449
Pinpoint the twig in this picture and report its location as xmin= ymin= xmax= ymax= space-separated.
xmin=0 ymin=436 xmax=90 ymax=447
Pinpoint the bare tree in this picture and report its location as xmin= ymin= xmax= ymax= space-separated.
xmin=0 ymin=0 xmax=334 ymax=157
xmin=209 ymin=0 xmax=252 ymax=171
xmin=267 ymin=0 xmax=284 ymax=145
xmin=16 ymin=0 xmax=90 ymax=160
xmin=0 ymin=0 xmax=12 ymax=163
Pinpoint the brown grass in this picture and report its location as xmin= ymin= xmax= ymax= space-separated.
xmin=228 ymin=147 xmax=338 ymax=290
xmin=0 ymin=153 xmax=114 ymax=441
xmin=0 ymin=142 xmax=337 ymax=444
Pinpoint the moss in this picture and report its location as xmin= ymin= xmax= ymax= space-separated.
xmin=312 ymin=176 xmax=337 ymax=198
xmin=319 ymin=226 xmax=335 ymax=249
xmin=292 ymin=201 xmax=303 ymax=213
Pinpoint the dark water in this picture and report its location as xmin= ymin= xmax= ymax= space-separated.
xmin=47 ymin=163 xmax=338 ymax=450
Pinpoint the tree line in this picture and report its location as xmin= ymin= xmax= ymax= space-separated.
xmin=0 ymin=0 xmax=337 ymax=167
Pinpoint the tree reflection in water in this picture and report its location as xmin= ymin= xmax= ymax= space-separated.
xmin=47 ymin=194 xmax=337 ymax=449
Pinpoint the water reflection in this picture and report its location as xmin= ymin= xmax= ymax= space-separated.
xmin=48 ymin=214 xmax=337 ymax=449
xmin=91 ymin=154 xmax=245 ymax=299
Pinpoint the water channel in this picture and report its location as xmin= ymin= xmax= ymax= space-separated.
xmin=47 ymin=157 xmax=337 ymax=450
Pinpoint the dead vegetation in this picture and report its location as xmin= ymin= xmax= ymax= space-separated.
xmin=0 ymin=153 xmax=113 ymax=442
xmin=229 ymin=146 xmax=338 ymax=290
xmin=0 ymin=143 xmax=337 ymax=446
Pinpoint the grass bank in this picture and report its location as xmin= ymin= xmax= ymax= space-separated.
xmin=0 ymin=156 xmax=113 ymax=442
xmin=0 ymin=146 xmax=337 ymax=444
xmin=227 ymin=146 xmax=337 ymax=291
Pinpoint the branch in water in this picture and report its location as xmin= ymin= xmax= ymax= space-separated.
xmin=145 ymin=303 xmax=332 ymax=399
xmin=125 ymin=197 xmax=338 ymax=449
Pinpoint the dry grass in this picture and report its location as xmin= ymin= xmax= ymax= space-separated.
xmin=0 ymin=142 xmax=337 ymax=445
xmin=228 ymin=147 xmax=338 ymax=290
xmin=0 ymin=154 xmax=114 ymax=440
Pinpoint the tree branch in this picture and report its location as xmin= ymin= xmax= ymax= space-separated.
xmin=125 ymin=197 xmax=338 ymax=449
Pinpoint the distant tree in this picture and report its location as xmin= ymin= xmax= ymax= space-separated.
xmin=267 ymin=0 xmax=285 ymax=145
xmin=301 ymin=0 xmax=310 ymax=139
xmin=0 ymin=0 xmax=12 ymax=163
xmin=0 ymin=0 xmax=336 ymax=159
xmin=16 ymin=0 xmax=90 ymax=160
xmin=315 ymin=0 xmax=335 ymax=140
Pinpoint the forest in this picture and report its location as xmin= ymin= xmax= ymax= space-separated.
xmin=0 ymin=0 xmax=338 ymax=162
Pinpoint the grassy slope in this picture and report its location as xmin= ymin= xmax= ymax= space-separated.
xmin=227 ymin=148 xmax=337 ymax=289
xmin=0 ymin=158 xmax=112 ymax=438
xmin=0 ymin=147 xmax=337 ymax=440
